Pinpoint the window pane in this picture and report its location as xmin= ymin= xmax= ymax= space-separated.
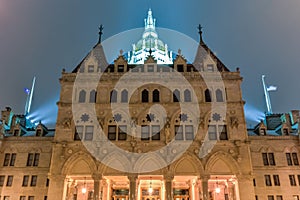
xmin=22 ymin=175 xmax=29 ymax=187
xmin=89 ymin=90 xmax=97 ymax=103
xmin=79 ymin=90 xmax=86 ymax=103
xmin=121 ymin=90 xmax=128 ymax=103
xmin=205 ymin=89 xmax=212 ymax=102
xmin=289 ymin=175 xmax=296 ymax=186
xmin=262 ymin=153 xmax=269 ymax=166
xmin=118 ymin=125 xmax=127 ymax=141
xmin=31 ymin=176 xmax=37 ymax=186
xmin=216 ymin=89 xmax=224 ymax=102
xmin=219 ymin=125 xmax=228 ymax=140
xmin=208 ymin=125 xmax=217 ymax=140
xmin=184 ymin=90 xmax=191 ymax=102
xmin=108 ymin=126 xmax=116 ymax=140
xmin=185 ymin=125 xmax=194 ymax=140
xmin=142 ymin=90 xmax=149 ymax=103
xmin=0 ymin=176 xmax=5 ymax=186
xmin=273 ymin=175 xmax=280 ymax=186
xmin=268 ymin=153 xmax=276 ymax=166
xmin=267 ymin=196 xmax=274 ymax=200
xmin=265 ymin=175 xmax=272 ymax=186
xmin=88 ymin=65 xmax=94 ymax=73
xmin=175 ymin=125 xmax=183 ymax=140
xmin=9 ymin=153 xmax=16 ymax=166
xmin=153 ymin=90 xmax=160 ymax=102
xmin=286 ymin=153 xmax=293 ymax=166
xmin=141 ymin=126 xmax=150 ymax=140
xmin=173 ymin=90 xmax=180 ymax=102
xmin=27 ymin=153 xmax=34 ymax=166
xmin=292 ymin=153 xmax=299 ymax=165
xmin=3 ymin=153 xmax=10 ymax=166
xmin=110 ymin=90 xmax=117 ymax=103
xmin=6 ymin=176 xmax=13 ymax=186
xmin=75 ymin=126 xmax=83 ymax=140
xmin=85 ymin=126 xmax=94 ymax=141
xmin=33 ymin=153 xmax=39 ymax=166
xmin=152 ymin=125 xmax=160 ymax=140
xmin=276 ymin=195 xmax=283 ymax=200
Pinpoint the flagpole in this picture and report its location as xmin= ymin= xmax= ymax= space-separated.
xmin=262 ymin=75 xmax=272 ymax=114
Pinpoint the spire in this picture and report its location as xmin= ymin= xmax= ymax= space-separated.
xmin=198 ymin=24 xmax=204 ymax=44
xmin=144 ymin=9 xmax=156 ymax=30
xmin=98 ymin=24 xmax=104 ymax=44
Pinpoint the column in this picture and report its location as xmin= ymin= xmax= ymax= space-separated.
xmin=164 ymin=174 xmax=173 ymax=200
xmin=200 ymin=175 xmax=209 ymax=200
xmin=47 ymin=174 xmax=66 ymax=200
xmin=128 ymin=175 xmax=138 ymax=200
xmin=93 ymin=174 xmax=102 ymax=200
xmin=237 ymin=175 xmax=255 ymax=200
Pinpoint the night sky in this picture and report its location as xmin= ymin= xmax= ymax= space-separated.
xmin=1 ymin=0 xmax=299 ymax=128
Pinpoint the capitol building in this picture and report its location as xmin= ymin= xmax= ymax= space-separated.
xmin=0 ymin=9 xmax=299 ymax=200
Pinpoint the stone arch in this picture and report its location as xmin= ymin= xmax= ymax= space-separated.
xmin=205 ymin=151 xmax=241 ymax=175
xmin=101 ymin=151 xmax=132 ymax=173
xmin=61 ymin=151 xmax=97 ymax=176
xmin=173 ymin=153 xmax=205 ymax=175
xmin=133 ymin=153 xmax=168 ymax=173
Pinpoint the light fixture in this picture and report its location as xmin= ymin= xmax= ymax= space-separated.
xmin=148 ymin=177 xmax=153 ymax=194
xmin=82 ymin=177 xmax=87 ymax=194
xmin=215 ymin=177 xmax=220 ymax=194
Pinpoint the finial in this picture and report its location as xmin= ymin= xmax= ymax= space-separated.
xmin=149 ymin=48 xmax=153 ymax=56
xmin=178 ymin=49 xmax=182 ymax=55
xmin=98 ymin=24 xmax=104 ymax=44
xmin=119 ymin=49 xmax=124 ymax=56
xmin=198 ymin=24 xmax=204 ymax=44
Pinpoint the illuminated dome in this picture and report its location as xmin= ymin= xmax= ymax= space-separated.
xmin=128 ymin=9 xmax=173 ymax=64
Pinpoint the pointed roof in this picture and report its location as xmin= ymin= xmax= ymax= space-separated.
xmin=72 ymin=42 xmax=108 ymax=73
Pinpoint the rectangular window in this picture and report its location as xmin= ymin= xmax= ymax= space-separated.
xmin=9 ymin=153 xmax=16 ymax=166
xmin=219 ymin=125 xmax=228 ymax=140
xmin=208 ymin=125 xmax=217 ymax=140
xmin=6 ymin=175 xmax=13 ymax=186
xmin=253 ymin=179 xmax=256 ymax=187
xmin=286 ymin=153 xmax=293 ymax=166
xmin=207 ymin=64 xmax=214 ymax=72
xmin=22 ymin=175 xmax=29 ymax=187
xmin=147 ymin=65 xmax=154 ymax=72
xmin=273 ymin=175 xmax=280 ymax=186
xmin=175 ymin=125 xmax=184 ymax=140
xmin=255 ymin=195 xmax=258 ymax=200
xmin=268 ymin=153 xmax=276 ymax=166
xmin=185 ymin=125 xmax=194 ymax=140
xmin=3 ymin=196 xmax=10 ymax=200
xmin=141 ymin=125 xmax=150 ymax=140
xmin=33 ymin=153 xmax=39 ymax=166
xmin=46 ymin=178 xmax=49 ymax=187
xmin=75 ymin=126 xmax=83 ymax=140
xmin=289 ymin=175 xmax=297 ymax=186
xmin=268 ymin=196 xmax=274 ymax=200
xmin=88 ymin=65 xmax=94 ymax=73
xmin=118 ymin=125 xmax=127 ymax=141
xmin=293 ymin=195 xmax=299 ymax=200
xmin=27 ymin=153 xmax=34 ymax=166
xmin=28 ymin=196 xmax=35 ymax=200
xmin=177 ymin=65 xmax=184 ymax=72
xmin=3 ymin=153 xmax=10 ymax=166
xmin=0 ymin=175 xmax=5 ymax=186
xmin=108 ymin=126 xmax=117 ymax=140
xmin=118 ymin=65 xmax=124 ymax=72
xmin=262 ymin=153 xmax=269 ymax=165
xmin=292 ymin=153 xmax=299 ymax=165
xmin=85 ymin=126 xmax=94 ymax=141
xmin=298 ymin=175 xmax=300 ymax=186
xmin=151 ymin=125 xmax=160 ymax=140
xmin=265 ymin=175 xmax=272 ymax=186
xmin=276 ymin=196 xmax=283 ymax=200
xmin=44 ymin=196 xmax=48 ymax=200
xmin=20 ymin=196 xmax=26 ymax=200
xmin=30 ymin=175 xmax=37 ymax=186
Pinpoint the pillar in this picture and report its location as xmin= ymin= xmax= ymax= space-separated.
xmin=164 ymin=174 xmax=173 ymax=200
xmin=237 ymin=175 xmax=255 ymax=200
xmin=47 ymin=174 xmax=66 ymax=200
xmin=128 ymin=175 xmax=138 ymax=200
xmin=200 ymin=175 xmax=209 ymax=200
xmin=93 ymin=174 xmax=102 ymax=200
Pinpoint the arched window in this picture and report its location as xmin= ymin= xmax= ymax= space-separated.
xmin=184 ymin=89 xmax=191 ymax=102
xmin=216 ymin=89 xmax=223 ymax=102
xmin=205 ymin=89 xmax=212 ymax=102
xmin=121 ymin=90 xmax=128 ymax=103
xmin=79 ymin=90 xmax=86 ymax=103
xmin=110 ymin=90 xmax=117 ymax=103
xmin=142 ymin=89 xmax=149 ymax=103
xmin=89 ymin=90 xmax=97 ymax=103
xmin=153 ymin=89 xmax=160 ymax=102
xmin=173 ymin=89 xmax=180 ymax=102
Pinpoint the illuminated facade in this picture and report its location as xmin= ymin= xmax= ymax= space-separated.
xmin=0 ymin=9 xmax=299 ymax=200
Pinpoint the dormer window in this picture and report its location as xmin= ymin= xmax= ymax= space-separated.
xmin=13 ymin=129 xmax=19 ymax=136
xmin=147 ymin=65 xmax=154 ymax=72
xmin=260 ymin=128 xmax=266 ymax=136
xmin=118 ymin=65 xmax=124 ymax=72
xmin=177 ymin=64 xmax=184 ymax=72
xmin=207 ymin=64 xmax=214 ymax=72
xmin=88 ymin=65 xmax=94 ymax=73
xmin=36 ymin=129 xmax=42 ymax=137
xmin=283 ymin=128 xmax=289 ymax=135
